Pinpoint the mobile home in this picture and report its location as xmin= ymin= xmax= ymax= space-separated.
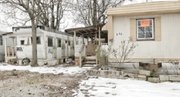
xmin=4 ymin=26 xmax=83 ymax=65
xmin=106 ymin=1 xmax=180 ymax=63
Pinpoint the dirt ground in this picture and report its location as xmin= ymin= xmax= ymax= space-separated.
xmin=0 ymin=70 xmax=86 ymax=97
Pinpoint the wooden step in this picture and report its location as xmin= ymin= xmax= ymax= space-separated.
xmin=85 ymin=61 xmax=96 ymax=64
xmin=86 ymin=56 xmax=96 ymax=60
xmin=82 ymin=56 xmax=97 ymax=67
xmin=83 ymin=64 xmax=97 ymax=67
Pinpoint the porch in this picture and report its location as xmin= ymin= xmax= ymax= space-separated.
xmin=4 ymin=35 xmax=17 ymax=64
xmin=65 ymin=25 xmax=108 ymax=67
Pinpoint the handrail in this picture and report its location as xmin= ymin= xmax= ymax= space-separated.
xmin=6 ymin=46 xmax=16 ymax=57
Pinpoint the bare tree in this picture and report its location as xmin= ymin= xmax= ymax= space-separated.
xmin=72 ymin=0 xmax=125 ymax=26
xmin=110 ymin=40 xmax=136 ymax=65
xmin=0 ymin=6 xmax=30 ymax=27
xmin=36 ymin=0 xmax=68 ymax=31
xmin=1 ymin=0 xmax=68 ymax=31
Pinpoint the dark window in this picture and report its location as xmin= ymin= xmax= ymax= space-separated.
xmin=48 ymin=37 xmax=53 ymax=47
xmin=37 ymin=37 xmax=41 ymax=44
xmin=17 ymin=47 xmax=23 ymax=51
xmin=137 ymin=18 xmax=154 ymax=40
xmin=31 ymin=37 xmax=41 ymax=44
xmin=21 ymin=40 xmax=25 ymax=45
xmin=0 ymin=36 xmax=3 ymax=45
xmin=57 ymin=39 xmax=61 ymax=47
xmin=68 ymin=41 xmax=70 ymax=45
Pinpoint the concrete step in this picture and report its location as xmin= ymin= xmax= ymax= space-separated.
xmin=83 ymin=64 xmax=97 ymax=67
xmin=86 ymin=56 xmax=96 ymax=60
xmin=85 ymin=61 xmax=96 ymax=64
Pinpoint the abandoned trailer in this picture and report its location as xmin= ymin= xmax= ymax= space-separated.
xmin=3 ymin=26 xmax=85 ymax=65
xmin=105 ymin=1 xmax=180 ymax=71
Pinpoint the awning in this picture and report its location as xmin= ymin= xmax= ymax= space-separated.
xmin=65 ymin=26 xmax=97 ymax=38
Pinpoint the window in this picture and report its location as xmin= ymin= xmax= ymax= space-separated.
xmin=17 ymin=47 xmax=23 ymax=51
xmin=31 ymin=37 xmax=41 ymax=44
xmin=20 ymin=40 xmax=25 ymax=45
xmin=37 ymin=37 xmax=41 ymax=44
xmin=137 ymin=18 xmax=154 ymax=40
xmin=0 ymin=36 xmax=3 ymax=45
xmin=68 ymin=41 xmax=71 ymax=46
xmin=57 ymin=39 xmax=61 ymax=47
xmin=48 ymin=37 xmax=53 ymax=47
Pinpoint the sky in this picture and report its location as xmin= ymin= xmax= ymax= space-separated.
xmin=0 ymin=0 xmax=178 ymax=32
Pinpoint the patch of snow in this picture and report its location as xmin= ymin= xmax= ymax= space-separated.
xmin=75 ymin=77 xmax=180 ymax=97
xmin=0 ymin=64 xmax=89 ymax=74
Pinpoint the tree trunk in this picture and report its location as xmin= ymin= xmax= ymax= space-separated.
xmin=31 ymin=18 xmax=38 ymax=66
xmin=93 ymin=0 xmax=97 ymax=26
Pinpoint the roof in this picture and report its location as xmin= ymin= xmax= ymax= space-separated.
xmin=11 ymin=26 xmax=72 ymax=36
xmin=65 ymin=24 xmax=105 ymax=38
xmin=65 ymin=26 xmax=97 ymax=38
xmin=0 ymin=32 xmax=13 ymax=36
xmin=39 ymin=29 xmax=72 ymax=36
xmin=107 ymin=1 xmax=180 ymax=16
xmin=12 ymin=25 xmax=45 ymax=32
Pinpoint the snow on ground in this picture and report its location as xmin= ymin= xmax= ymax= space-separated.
xmin=0 ymin=63 xmax=89 ymax=74
xmin=75 ymin=77 xmax=180 ymax=97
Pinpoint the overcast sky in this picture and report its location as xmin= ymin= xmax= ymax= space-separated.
xmin=0 ymin=0 xmax=178 ymax=32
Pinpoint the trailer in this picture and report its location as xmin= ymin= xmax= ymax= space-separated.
xmin=4 ymin=26 xmax=85 ymax=65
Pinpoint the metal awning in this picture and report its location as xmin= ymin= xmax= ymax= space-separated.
xmin=65 ymin=26 xmax=97 ymax=38
xmin=0 ymin=32 xmax=13 ymax=36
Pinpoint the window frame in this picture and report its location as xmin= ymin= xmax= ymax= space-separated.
xmin=48 ymin=37 xmax=53 ymax=47
xmin=0 ymin=36 xmax=3 ymax=45
xmin=20 ymin=40 xmax=25 ymax=45
xmin=68 ymin=41 xmax=71 ymax=46
xmin=136 ymin=18 xmax=155 ymax=41
xmin=31 ymin=36 xmax=41 ymax=44
xmin=57 ymin=38 xmax=61 ymax=47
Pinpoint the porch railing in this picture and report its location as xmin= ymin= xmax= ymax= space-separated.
xmin=6 ymin=46 xmax=16 ymax=57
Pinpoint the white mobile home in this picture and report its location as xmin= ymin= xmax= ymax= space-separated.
xmin=4 ymin=26 xmax=82 ymax=65
xmin=106 ymin=1 xmax=180 ymax=63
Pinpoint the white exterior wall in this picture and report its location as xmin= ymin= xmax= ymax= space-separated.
xmin=111 ymin=14 xmax=180 ymax=59
xmin=10 ymin=28 xmax=75 ymax=65
xmin=42 ymin=30 xmax=74 ymax=60
xmin=16 ymin=34 xmax=46 ymax=59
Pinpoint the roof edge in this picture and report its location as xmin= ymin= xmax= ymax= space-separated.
xmin=107 ymin=1 xmax=180 ymax=16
